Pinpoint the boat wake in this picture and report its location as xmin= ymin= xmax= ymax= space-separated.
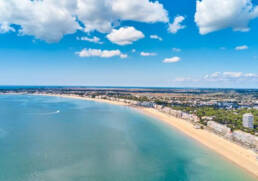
xmin=41 ymin=110 xmax=60 ymax=115
xmin=29 ymin=110 xmax=61 ymax=115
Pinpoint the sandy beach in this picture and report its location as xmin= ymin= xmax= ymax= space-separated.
xmin=35 ymin=93 xmax=258 ymax=177
xmin=138 ymin=107 xmax=258 ymax=177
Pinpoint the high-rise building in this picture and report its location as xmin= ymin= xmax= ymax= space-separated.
xmin=242 ymin=113 xmax=254 ymax=129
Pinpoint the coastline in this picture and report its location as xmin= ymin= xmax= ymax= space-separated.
xmin=7 ymin=93 xmax=258 ymax=177
xmin=138 ymin=107 xmax=258 ymax=176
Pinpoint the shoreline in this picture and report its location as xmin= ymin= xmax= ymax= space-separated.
xmin=4 ymin=93 xmax=258 ymax=177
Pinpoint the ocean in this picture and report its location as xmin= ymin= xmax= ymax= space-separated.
xmin=0 ymin=94 xmax=255 ymax=181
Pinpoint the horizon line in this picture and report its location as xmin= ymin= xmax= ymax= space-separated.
xmin=0 ymin=85 xmax=258 ymax=90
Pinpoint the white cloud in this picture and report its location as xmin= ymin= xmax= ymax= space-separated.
xmin=109 ymin=0 xmax=169 ymax=23
xmin=132 ymin=49 xmax=136 ymax=53
xmin=0 ymin=0 xmax=168 ymax=42
xmin=195 ymin=0 xmax=258 ymax=35
xmin=106 ymin=26 xmax=144 ymax=45
xmin=163 ymin=56 xmax=181 ymax=63
xmin=0 ymin=0 xmax=81 ymax=43
xmin=77 ymin=0 xmax=168 ymax=33
xmin=208 ymin=72 xmax=221 ymax=78
xmin=204 ymin=72 xmax=258 ymax=81
xmin=76 ymin=48 xmax=127 ymax=59
xmin=172 ymin=48 xmax=181 ymax=52
xmin=245 ymin=73 xmax=258 ymax=77
xmin=0 ymin=22 xmax=15 ymax=33
xmin=168 ymin=16 xmax=186 ymax=34
xmin=174 ymin=72 xmax=258 ymax=85
xmin=150 ymin=35 xmax=162 ymax=41
xmin=235 ymin=45 xmax=248 ymax=50
xmin=222 ymin=72 xmax=243 ymax=78
xmin=174 ymin=77 xmax=198 ymax=82
xmin=119 ymin=54 xmax=128 ymax=59
xmin=78 ymin=36 xmax=103 ymax=44
xmin=140 ymin=52 xmax=157 ymax=56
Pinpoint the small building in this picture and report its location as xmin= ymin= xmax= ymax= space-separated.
xmin=242 ymin=113 xmax=254 ymax=129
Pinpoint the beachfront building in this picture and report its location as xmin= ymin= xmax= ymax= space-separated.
xmin=232 ymin=130 xmax=258 ymax=149
xmin=242 ymin=113 xmax=254 ymax=129
xmin=137 ymin=101 xmax=155 ymax=108
xmin=207 ymin=121 xmax=231 ymax=137
xmin=153 ymin=104 xmax=163 ymax=110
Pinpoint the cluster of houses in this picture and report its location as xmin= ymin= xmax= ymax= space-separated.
xmin=170 ymin=99 xmax=258 ymax=110
xmin=94 ymin=95 xmax=200 ymax=123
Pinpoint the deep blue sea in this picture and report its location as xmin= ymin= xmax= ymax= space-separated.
xmin=0 ymin=94 xmax=255 ymax=181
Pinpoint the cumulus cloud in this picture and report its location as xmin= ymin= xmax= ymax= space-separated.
xmin=77 ymin=36 xmax=103 ymax=44
xmin=163 ymin=56 xmax=181 ymax=63
xmin=106 ymin=27 xmax=144 ymax=45
xmin=168 ymin=16 xmax=186 ymax=34
xmin=195 ymin=0 xmax=258 ymax=34
xmin=0 ymin=0 xmax=168 ymax=42
xmin=109 ymin=0 xmax=169 ymax=23
xmin=77 ymin=0 xmax=168 ymax=33
xmin=150 ymin=35 xmax=162 ymax=41
xmin=0 ymin=0 xmax=80 ymax=42
xmin=76 ymin=48 xmax=127 ymax=59
xmin=235 ymin=45 xmax=248 ymax=50
xmin=140 ymin=52 xmax=157 ymax=56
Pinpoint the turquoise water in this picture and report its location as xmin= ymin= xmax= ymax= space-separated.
xmin=0 ymin=95 xmax=256 ymax=181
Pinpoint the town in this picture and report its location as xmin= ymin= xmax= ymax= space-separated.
xmin=1 ymin=86 xmax=257 ymax=152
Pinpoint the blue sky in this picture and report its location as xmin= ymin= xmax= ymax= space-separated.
xmin=0 ymin=0 xmax=258 ymax=88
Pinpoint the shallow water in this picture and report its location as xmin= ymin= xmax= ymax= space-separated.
xmin=0 ymin=94 xmax=255 ymax=181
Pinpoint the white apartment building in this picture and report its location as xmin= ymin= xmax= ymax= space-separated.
xmin=242 ymin=113 xmax=254 ymax=129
